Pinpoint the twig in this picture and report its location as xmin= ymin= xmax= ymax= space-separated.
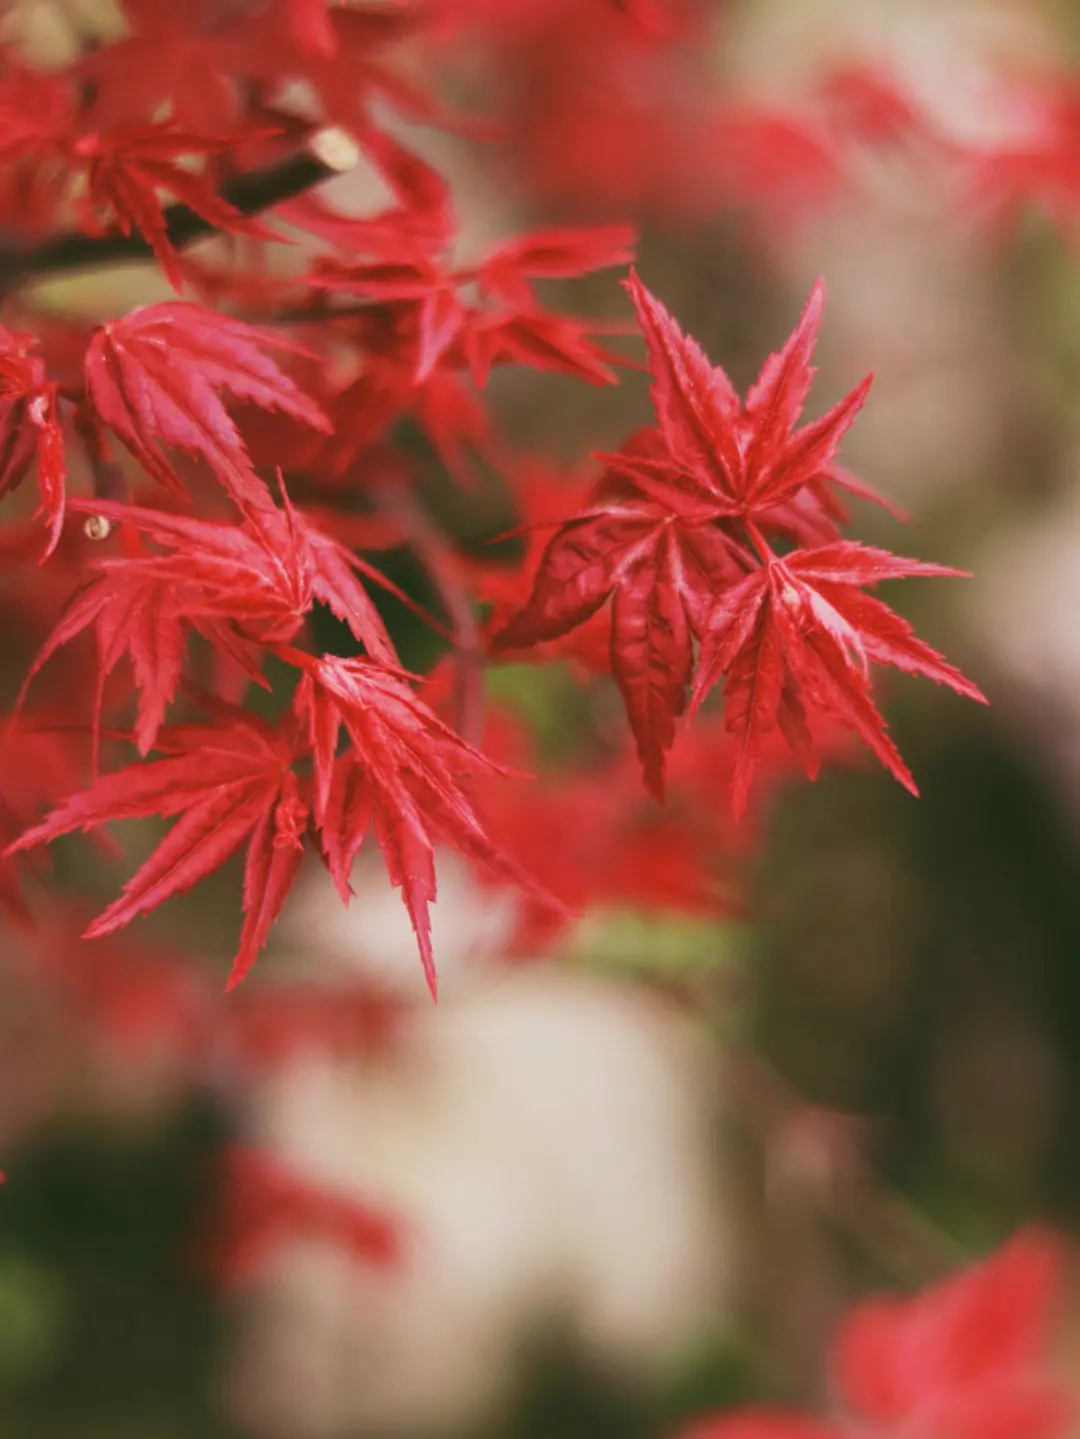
xmin=726 ymin=1043 xmax=966 ymax=1286
xmin=2 ymin=127 xmax=362 ymax=289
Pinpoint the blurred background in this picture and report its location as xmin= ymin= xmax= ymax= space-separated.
xmin=4 ymin=0 xmax=1080 ymax=1435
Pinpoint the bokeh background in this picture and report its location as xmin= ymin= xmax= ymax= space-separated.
xmin=3 ymin=0 xmax=1080 ymax=1435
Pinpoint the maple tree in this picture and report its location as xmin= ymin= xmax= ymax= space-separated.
xmin=0 ymin=1 xmax=1077 ymax=1433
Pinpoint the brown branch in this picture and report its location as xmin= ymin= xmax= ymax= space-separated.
xmin=726 ymin=1043 xmax=966 ymax=1287
xmin=1 ymin=128 xmax=361 ymax=290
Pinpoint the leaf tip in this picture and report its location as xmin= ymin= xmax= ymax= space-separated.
xmin=423 ymin=958 xmax=439 ymax=1003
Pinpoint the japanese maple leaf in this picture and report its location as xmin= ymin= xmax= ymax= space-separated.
xmin=311 ymin=223 xmax=632 ymax=390
xmin=492 ymin=435 xmax=745 ymax=799
xmin=73 ymin=123 xmax=275 ymax=291
xmin=19 ymin=486 xmax=402 ymax=762
xmin=463 ymin=310 xmax=625 ymax=388
xmin=469 ymin=461 xmax=612 ymax=673
xmin=674 ymin=1233 xmax=1071 ymax=1439
xmin=19 ymin=551 xmax=197 ymax=768
xmin=957 ymin=72 xmax=1080 ymax=235
xmin=496 ymin=276 xmax=980 ymax=800
xmin=0 ymin=326 xmax=66 ymax=557
xmin=83 ymin=303 xmax=329 ymax=513
xmin=75 ymin=0 xmax=238 ymax=132
xmin=476 ymin=224 xmax=637 ymax=305
xmin=275 ymin=189 xmax=450 ymax=259
xmin=689 ymin=540 xmax=986 ymax=815
xmin=292 ymin=653 xmax=558 ymax=996
xmin=832 ymin=1231 xmax=1072 ymax=1439
xmin=207 ymin=1146 xmax=401 ymax=1288
xmin=74 ymin=490 xmax=400 ymax=657
xmin=6 ymin=701 xmax=309 ymax=990
xmin=617 ymin=270 xmax=874 ymax=523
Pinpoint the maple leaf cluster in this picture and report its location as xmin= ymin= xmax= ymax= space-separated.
xmin=494 ymin=275 xmax=984 ymax=810
xmin=4 ymin=10 xmax=1080 ymax=1429
xmin=0 ymin=0 xmax=989 ymax=1011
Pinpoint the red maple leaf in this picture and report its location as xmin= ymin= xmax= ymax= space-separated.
xmin=495 ymin=275 xmax=982 ymax=803
xmin=74 ymin=0 xmax=239 ymax=133
xmin=206 ymin=1145 xmax=401 ymax=1287
xmin=689 ymin=539 xmax=986 ymax=815
xmin=16 ymin=486 xmax=403 ymax=763
xmin=461 ymin=460 xmax=611 ymax=673
xmin=832 ymin=1232 xmax=1072 ymax=1439
xmin=6 ymin=699 xmax=308 ymax=991
xmin=618 ymin=270 xmax=874 ymax=524
xmin=310 ymin=222 xmax=633 ymax=392
xmin=73 ymin=123 xmax=275 ymax=292
xmin=83 ymin=302 xmax=329 ymax=513
xmin=493 ymin=433 xmax=744 ymax=799
xmin=7 ymin=659 xmax=556 ymax=996
xmin=674 ymin=1233 xmax=1072 ymax=1439
xmin=292 ymin=652 xmax=559 ymax=997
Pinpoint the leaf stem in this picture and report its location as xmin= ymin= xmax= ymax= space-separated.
xmin=373 ymin=480 xmax=486 ymax=745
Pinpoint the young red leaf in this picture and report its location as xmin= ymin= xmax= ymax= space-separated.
xmin=18 ymin=556 xmax=193 ymax=768
xmin=478 ymin=223 xmax=637 ymax=306
xmin=17 ymin=482 xmax=407 ymax=769
xmin=624 ymin=269 xmax=744 ymax=503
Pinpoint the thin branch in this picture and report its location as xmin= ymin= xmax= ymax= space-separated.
xmin=726 ymin=1043 xmax=966 ymax=1286
xmin=2 ymin=129 xmax=360 ymax=289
